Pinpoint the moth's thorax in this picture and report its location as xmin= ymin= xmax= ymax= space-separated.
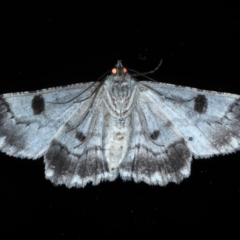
xmin=107 ymin=74 xmax=135 ymax=99
xmin=104 ymin=74 xmax=137 ymax=115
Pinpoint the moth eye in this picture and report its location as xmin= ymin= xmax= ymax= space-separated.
xmin=112 ymin=68 xmax=117 ymax=74
xmin=123 ymin=67 xmax=127 ymax=74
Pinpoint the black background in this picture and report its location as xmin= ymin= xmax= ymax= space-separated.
xmin=2 ymin=4 xmax=240 ymax=239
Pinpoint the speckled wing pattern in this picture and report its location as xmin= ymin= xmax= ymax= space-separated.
xmin=120 ymin=81 xmax=240 ymax=185
xmin=0 ymin=61 xmax=239 ymax=187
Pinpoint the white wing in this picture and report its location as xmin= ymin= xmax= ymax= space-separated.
xmin=0 ymin=82 xmax=100 ymax=159
xmin=1 ymin=62 xmax=239 ymax=188
xmin=138 ymin=81 xmax=240 ymax=157
xmin=120 ymin=97 xmax=192 ymax=186
xmin=44 ymin=92 xmax=109 ymax=188
xmin=120 ymin=81 xmax=240 ymax=186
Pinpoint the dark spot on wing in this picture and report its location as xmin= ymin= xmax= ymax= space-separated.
xmin=189 ymin=137 xmax=193 ymax=141
xmin=210 ymin=98 xmax=240 ymax=151
xmin=76 ymin=146 xmax=105 ymax=179
xmin=76 ymin=132 xmax=86 ymax=142
xmin=45 ymin=140 xmax=106 ymax=187
xmin=0 ymin=97 xmax=11 ymax=122
xmin=0 ymin=98 xmax=7 ymax=112
xmin=119 ymin=161 xmax=133 ymax=179
xmin=32 ymin=95 xmax=45 ymax=115
xmin=194 ymin=94 xmax=207 ymax=114
xmin=228 ymin=98 xmax=240 ymax=122
xmin=150 ymin=130 xmax=160 ymax=140
xmin=0 ymin=125 xmax=26 ymax=151
xmin=165 ymin=139 xmax=191 ymax=174
xmin=131 ymin=140 xmax=192 ymax=185
xmin=0 ymin=97 xmax=26 ymax=151
xmin=211 ymin=126 xmax=240 ymax=150
xmin=166 ymin=121 xmax=172 ymax=127
xmin=131 ymin=144 xmax=158 ymax=182
xmin=45 ymin=140 xmax=71 ymax=183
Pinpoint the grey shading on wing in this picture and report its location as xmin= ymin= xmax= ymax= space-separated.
xmin=119 ymin=80 xmax=240 ymax=186
xmin=138 ymin=81 xmax=240 ymax=158
xmin=44 ymin=87 xmax=112 ymax=188
xmin=1 ymin=60 xmax=239 ymax=188
xmin=120 ymin=99 xmax=192 ymax=186
xmin=0 ymin=82 xmax=100 ymax=159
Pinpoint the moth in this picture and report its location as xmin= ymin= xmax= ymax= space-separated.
xmin=0 ymin=61 xmax=239 ymax=188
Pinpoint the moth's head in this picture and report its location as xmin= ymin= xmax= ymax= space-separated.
xmin=111 ymin=60 xmax=128 ymax=77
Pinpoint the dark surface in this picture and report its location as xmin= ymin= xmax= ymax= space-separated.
xmin=2 ymin=5 xmax=239 ymax=239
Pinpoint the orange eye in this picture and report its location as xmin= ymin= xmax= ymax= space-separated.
xmin=112 ymin=68 xmax=117 ymax=74
xmin=123 ymin=68 xmax=127 ymax=74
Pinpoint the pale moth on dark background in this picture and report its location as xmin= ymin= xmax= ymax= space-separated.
xmin=0 ymin=61 xmax=239 ymax=188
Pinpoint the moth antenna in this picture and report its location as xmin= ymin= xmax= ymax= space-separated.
xmin=130 ymin=59 xmax=163 ymax=77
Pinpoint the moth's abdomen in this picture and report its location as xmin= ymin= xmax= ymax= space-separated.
xmin=103 ymin=114 xmax=131 ymax=176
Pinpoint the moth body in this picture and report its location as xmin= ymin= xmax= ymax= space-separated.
xmin=0 ymin=60 xmax=239 ymax=188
